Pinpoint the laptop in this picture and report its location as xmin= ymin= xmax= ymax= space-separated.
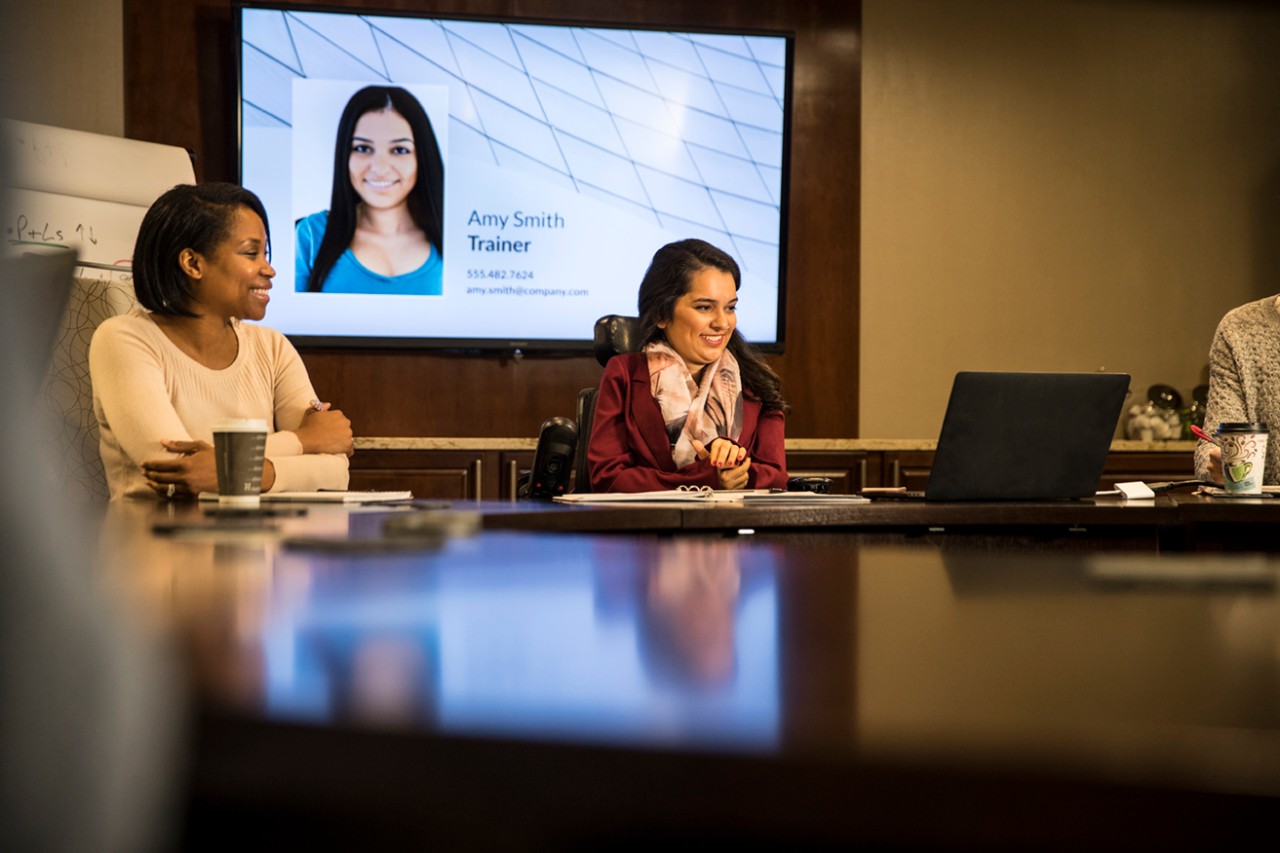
xmin=881 ymin=371 xmax=1130 ymax=502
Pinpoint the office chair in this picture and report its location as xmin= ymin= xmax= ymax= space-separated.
xmin=515 ymin=315 xmax=638 ymax=499
xmin=43 ymin=273 xmax=140 ymax=503
xmin=572 ymin=315 xmax=642 ymax=494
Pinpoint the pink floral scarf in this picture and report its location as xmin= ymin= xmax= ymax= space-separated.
xmin=646 ymin=340 xmax=744 ymax=468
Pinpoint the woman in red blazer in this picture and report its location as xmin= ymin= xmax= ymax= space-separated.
xmin=588 ymin=239 xmax=788 ymax=493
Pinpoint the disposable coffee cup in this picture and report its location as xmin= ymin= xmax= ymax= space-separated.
xmin=1216 ymin=422 xmax=1268 ymax=495
xmin=212 ymin=418 xmax=268 ymax=506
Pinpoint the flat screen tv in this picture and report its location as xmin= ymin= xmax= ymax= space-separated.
xmin=237 ymin=3 xmax=792 ymax=350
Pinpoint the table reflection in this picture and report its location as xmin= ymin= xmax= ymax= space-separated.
xmin=260 ymin=532 xmax=781 ymax=749
xmin=103 ymin=503 xmax=1280 ymax=804
xmin=92 ymin=498 xmax=1280 ymax=852
xmin=637 ymin=538 xmax=744 ymax=687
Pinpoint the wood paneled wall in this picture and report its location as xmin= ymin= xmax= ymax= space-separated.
xmin=124 ymin=0 xmax=860 ymax=438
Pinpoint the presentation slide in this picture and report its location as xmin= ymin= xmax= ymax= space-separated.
xmin=240 ymin=7 xmax=790 ymax=347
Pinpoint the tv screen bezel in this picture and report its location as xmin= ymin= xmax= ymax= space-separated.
xmin=234 ymin=1 xmax=793 ymax=354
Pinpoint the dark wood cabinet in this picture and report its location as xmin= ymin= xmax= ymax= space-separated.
xmin=1098 ymin=451 xmax=1196 ymax=488
xmin=785 ymin=450 xmax=875 ymax=494
xmin=349 ymin=444 xmax=1196 ymax=499
xmin=878 ymin=451 xmax=934 ymax=491
xmin=348 ymin=450 xmax=482 ymax=500
xmin=499 ymin=451 xmax=538 ymax=500
xmin=348 ymin=449 xmax=534 ymax=501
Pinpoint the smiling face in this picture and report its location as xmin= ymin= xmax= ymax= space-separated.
xmin=185 ymin=206 xmax=274 ymax=321
xmin=658 ymin=266 xmax=738 ymax=378
xmin=348 ymin=108 xmax=418 ymax=210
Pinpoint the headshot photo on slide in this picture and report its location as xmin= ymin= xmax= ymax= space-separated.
xmin=292 ymin=80 xmax=448 ymax=296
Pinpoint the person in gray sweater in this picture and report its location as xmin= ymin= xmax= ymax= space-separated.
xmin=1194 ymin=295 xmax=1280 ymax=486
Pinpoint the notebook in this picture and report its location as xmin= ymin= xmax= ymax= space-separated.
xmin=554 ymin=487 xmax=869 ymax=505
xmin=883 ymin=371 xmax=1130 ymax=502
xmin=198 ymin=490 xmax=414 ymax=504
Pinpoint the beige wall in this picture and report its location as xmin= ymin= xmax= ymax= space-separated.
xmin=1 ymin=0 xmax=124 ymax=135
xmin=861 ymin=0 xmax=1280 ymax=437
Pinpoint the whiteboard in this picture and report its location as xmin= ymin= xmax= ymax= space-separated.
xmin=2 ymin=119 xmax=196 ymax=269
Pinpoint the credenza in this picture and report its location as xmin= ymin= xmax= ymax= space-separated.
xmin=349 ymin=438 xmax=1197 ymax=500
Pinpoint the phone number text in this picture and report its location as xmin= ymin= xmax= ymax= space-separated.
xmin=466 ymin=269 xmax=534 ymax=280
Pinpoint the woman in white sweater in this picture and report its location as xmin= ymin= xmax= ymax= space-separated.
xmin=90 ymin=183 xmax=352 ymax=500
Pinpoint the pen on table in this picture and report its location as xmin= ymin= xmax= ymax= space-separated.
xmin=1190 ymin=425 xmax=1219 ymax=446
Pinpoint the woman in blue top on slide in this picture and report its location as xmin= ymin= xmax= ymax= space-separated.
xmin=296 ymin=85 xmax=444 ymax=295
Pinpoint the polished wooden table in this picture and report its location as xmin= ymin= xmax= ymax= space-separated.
xmin=102 ymin=501 xmax=1280 ymax=848
xmin=1169 ymin=492 xmax=1280 ymax=551
xmin=484 ymin=491 xmax=1280 ymax=553
xmin=484 ymin=493 xmax=1177 ymax=551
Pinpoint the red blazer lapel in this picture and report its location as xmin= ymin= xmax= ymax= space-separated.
xmin=740 ymin=396 xmax=762 ymax=447
xmin=625 ymin=354 xmax=679 ymax=472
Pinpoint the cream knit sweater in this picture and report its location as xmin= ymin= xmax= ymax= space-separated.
xmin=89 ymin=308 xmax=349 ymax=500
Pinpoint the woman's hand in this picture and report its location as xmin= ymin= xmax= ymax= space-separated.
xmin=295 ymin=406 xmax=354 ymax=456
xmin=694 ymin=437 xmax=751 ymax=490
xmin=143 ymin=439 xmax=277 ymax=498
xmin=1206 ymin=445 xmax=1223 ymax=485
xmin=714 ymin=456 xmax=752 ymax=490
xmin=142 ymin=439 xmax=218 ymax=498
xmin=694 ymin=437 xmax=746 ymax=469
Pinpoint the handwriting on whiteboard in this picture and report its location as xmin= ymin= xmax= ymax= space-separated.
xmin=7 ymin=214 xmax=100 ymax=251
xmin=10 ymin=125 xmax=70 ymax=169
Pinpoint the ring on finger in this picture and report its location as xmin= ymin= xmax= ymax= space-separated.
xmin=167 ymin=483 xmax=176 ymax=499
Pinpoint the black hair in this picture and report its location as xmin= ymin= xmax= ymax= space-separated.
xmin=636 ymin=238 xmax=787 ymax=413
xmin=132 ymin=182 xmax=270 ymax=317
xmin=306 ymin=85 xmax=445 ymax=292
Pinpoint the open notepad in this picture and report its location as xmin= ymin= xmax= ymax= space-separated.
xmin=198 ymin=490 xmax=414 ymax=504
xmin=554 ymin=486 xmax=869 ymax=505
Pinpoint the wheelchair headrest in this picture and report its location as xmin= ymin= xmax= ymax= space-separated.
xmin=592 ymin=315 xmax=641 ymax=366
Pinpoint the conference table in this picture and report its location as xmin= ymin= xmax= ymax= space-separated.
xmin=101 ymin=498 xmax=1280 ymax=848
xmin=480 ymin=491 xmax=1280 ymax=552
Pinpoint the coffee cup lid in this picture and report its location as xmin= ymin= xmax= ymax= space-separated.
xmin=1215 ymin=422 xmax=1268 ymax=433
xmin=212 ymin=418 xmax=268 ymax=432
